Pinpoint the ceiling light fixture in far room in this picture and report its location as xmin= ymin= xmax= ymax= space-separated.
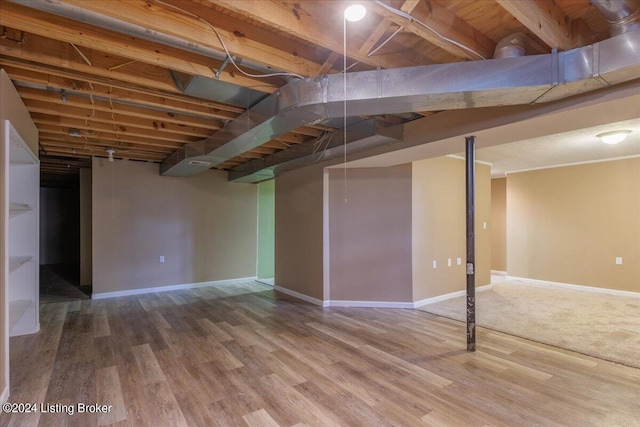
xmin=597 ymin=130 xmax=632 ymax=145
xmin=106 ymin=148 xmax=115 ymax=162
xmin=344 ymin=4 xmax=367 ymax=22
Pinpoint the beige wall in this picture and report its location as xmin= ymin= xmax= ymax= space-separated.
xmin=412 ymin=157 xmax=491 ymax=301
xmin=92 ymin=158 xmax=257 ymax=294
xmin=272 ymin=81 xmax=639 ymax=304
xmin=328 ymin=165 xmax=413 ymax=302
xmin=274 ymin=163 xmax=325 ymax=300
xmin=491 ymin=178 xmax=507 ymax=272
xmin=507 ymin=158 xmax=640 ymax=292
xmin=1 ymin=69 xmax=39 ymax=402
xmin=80 ymin=168 xmax=92 ymax=286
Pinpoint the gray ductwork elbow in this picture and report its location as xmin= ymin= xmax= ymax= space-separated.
xmin=591 ymin=0 xmax=640 ymax=36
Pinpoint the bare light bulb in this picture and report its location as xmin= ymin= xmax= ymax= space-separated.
xmin=344 ymin=4 xmax=366 ymax=22
xmin=106 ymin=148 xmax=115 ymax=162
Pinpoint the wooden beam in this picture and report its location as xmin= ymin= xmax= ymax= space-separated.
xmin=0 ymin=1 xmax=279 ymax=91
xmin=41 ymin=139 xmax=170 ymax=156
xmin=316 ymin=52 xmax=340 ymax=76
xmin=371 ymin=0 xmax=495 ymax=60
xmin=357 ymin=0 xmax=420 ymax=58
xmin=36 ymin=123 xmax=188 ymax=149
xmin=0 ymin=42 xmax=244 ymax=119
xmin=206 ymin=0 xmax=420 ymax=69
xmin=22 ymin=101 xmax=215 ymax=140
xmin=60 ymin=0 xmax=325 ymax=78
xmin=40 ymin=134 xmax=173 ymax=154
xmin=570 ymin=18 xmax=597 ymax=49
xmin=495 ymin=0 xmax=572 ymax=51
xmin=40 ymin=145 xmax=164 ymax=162
xmin=17 ymin=86 xmax=222 ymax=131
xmin=2 ymin=64 xmax=242 ymax=121
xmin=31 ymin=114 xmax=200 ymax=144
xmin=37 ymin=127 xmax=184 ymax=150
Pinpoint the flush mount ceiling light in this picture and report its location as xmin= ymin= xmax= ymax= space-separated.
xmin=597 ymin=130 xmax=631 ymax=145
xmin=344 ymin=4 xmax=367 ymax=22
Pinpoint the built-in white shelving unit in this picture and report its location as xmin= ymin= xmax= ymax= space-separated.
xmin=6 ymin=121 xmax=39 ymax=337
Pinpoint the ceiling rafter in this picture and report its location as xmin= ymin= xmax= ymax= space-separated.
xmin=40 ymin=134 xmax=174 ymax=155
xmin=16 ymin=86 xmax=223 ymax=131
xmin=203 ymin=0 xmax=422 ymax=69
xmin=59 ymin=0 xmax=325 ymax=78
xmin=40 ymin=141 xmax=171 ymax=159
xmin=370 ymin=0 xmax=496 ymax=61
xmin=23 ymin=99 xmax=216 ymax=139
xmin=495 ymin=0 xmax=573 ymax=51
xmin=36 ymin=125 xmax=185 ymax=150
xmin=31 ymin=113 xmax=202 ymax=144
xmin=0 ymin=1 xmax=279 ymax=91
xmin=0 ymin=58 xmax=240 ymax=121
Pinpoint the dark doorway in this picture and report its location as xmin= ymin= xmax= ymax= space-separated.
xmin=39 ymin=179 xmax=90 ymax=303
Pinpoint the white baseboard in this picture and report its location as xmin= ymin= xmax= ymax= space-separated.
xmin=9 ymin=323 xmax=40 ymax=337
xmin=413 ymin=284 xmax=493 ymax=308
xmin=507 ymin=276 xmax=640 ymax=298
xmin=328 ymin=300 xmax=414 ymax=309
xmin=92 ymin=276 xmax=258 ymax=300
xmin=274 ymin=286 xmax=328 ymax=307
xmin=491 ymin=270 xmax=507 ymax=276
xmin=256 ymin=278 xmax=274 ymax=286
xmin=1 ymin=384 xmax=9 ymax=404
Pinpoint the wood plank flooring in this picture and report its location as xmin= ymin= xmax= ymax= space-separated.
xmin=2 ymin=281 xmax=639 ymax=426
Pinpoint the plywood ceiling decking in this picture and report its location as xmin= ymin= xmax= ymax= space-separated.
xmin=0 ymin=0 xmax=613 ymax=185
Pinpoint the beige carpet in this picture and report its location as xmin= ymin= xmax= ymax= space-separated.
xmin=418 ymin=279 xmax=640 ymax=369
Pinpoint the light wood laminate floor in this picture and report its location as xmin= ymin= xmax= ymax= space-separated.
xmin=2 ymin=281 xmax=639 ymax=426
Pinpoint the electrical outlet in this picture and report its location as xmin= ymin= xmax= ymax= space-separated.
xmin=432 ymin=260 xmax=437 ymax=269
xmin=160 ymin=255 xmax=165 ymax=263
xmin=448 ymin=258 xmax=452 ymax=267
xmin=483 ymin=221 xmax=487 ymax=230
xmin=616 ymin=257 xmax=623 ymax=265
xmin=457 ymin=257 xmax=462 ymax=265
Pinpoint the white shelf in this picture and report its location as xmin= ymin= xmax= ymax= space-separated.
xmin=9 ymin=202 xmax=32 ymax=217
xmin=8 ymin=256 xmax=33 ymax=273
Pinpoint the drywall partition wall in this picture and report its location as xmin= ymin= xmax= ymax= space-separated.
xmin=0 ymin=69 xmax=39 ymax=403
xmin=412 ymin=157 xmax=491 ymax=301
xmin=257 ymin=179 xmax=275 ymax=280
xmin=275 ymin=162 xmax=325 ymax=302
xmin=491 ymin=178 xmax=507 ymax=272
xmin=39 ymin=187 xmax=80 ymax=266
xmin=92 ymin=158 xmax=257 ymax=295
xmin=507 ymin=158 xmax=640 ymax=292
xmin=80 ymin=168 xmax=92 ymax=286
xmin=328 ymin=165 xmax=413 ymax=302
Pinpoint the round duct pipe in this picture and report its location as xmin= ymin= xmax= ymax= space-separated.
xmin=492 ymin=33 xmax=527 ymax=59
xmin=590 ymin=0 xmax=640 ymax=36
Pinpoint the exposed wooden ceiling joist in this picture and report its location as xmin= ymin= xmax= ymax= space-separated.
xmin=59 ymin=0 xmax=326 ymax=78
xmin=0 ymin=1 xmax=279 ymax=91
xmin=495 ymin=0 xmax=573 ymax=51
xmin=371 ymin=0 xmax=496 ymax=60
xmin=17 ymin=87 xmax=223 ymax=131
xmin=0 ymin=0 xmax=618 ymax=184
xmin=204 ymin=0 xmax=424 ymax=69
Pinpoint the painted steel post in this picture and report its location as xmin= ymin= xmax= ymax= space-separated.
xmin=465 ymin=135 xmax=476 ymax=351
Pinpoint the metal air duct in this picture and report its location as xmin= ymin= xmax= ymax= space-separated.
xmin=590 ymin=0 xmax=640 ymax=36
xmin=228 ymin=119 xmax=403 ymax=183
xmin=493 ymin=33 xmax=527 ymax=59
xmin=160 ymin=30 xmax=640 ymax=177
